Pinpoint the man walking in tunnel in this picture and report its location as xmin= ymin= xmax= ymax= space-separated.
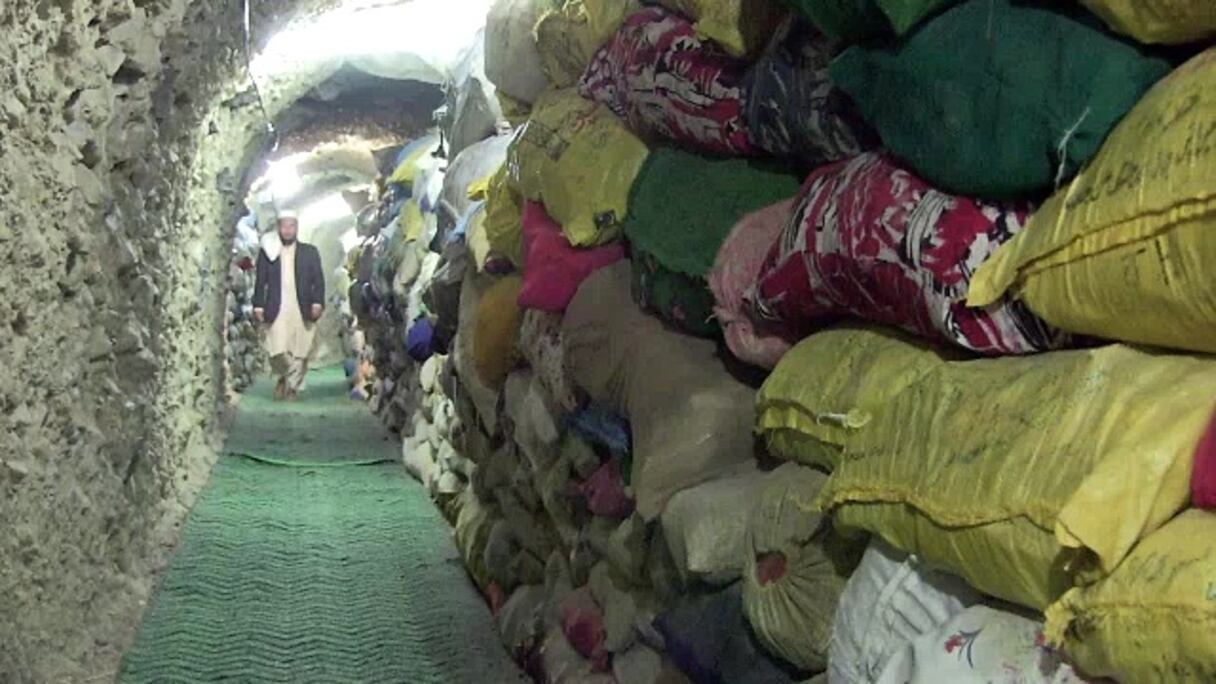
xmin=252 ymin=210 xmax=325 ymax=400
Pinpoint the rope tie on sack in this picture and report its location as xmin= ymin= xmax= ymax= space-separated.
xmin=1054 ymin=107 xmax=1092 ymax=189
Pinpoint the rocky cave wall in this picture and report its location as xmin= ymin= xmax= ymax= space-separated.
xmin=0 ymin=0 xmax=344 ymax=678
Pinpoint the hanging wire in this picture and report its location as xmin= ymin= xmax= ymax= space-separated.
xmin=242 ymin=0 xmax=279 ymax=153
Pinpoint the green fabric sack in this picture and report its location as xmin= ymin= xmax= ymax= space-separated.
xmin=780 ymin=0 xmax=889 ymax=43
xmin=625 ymin=148 xmax=800 ymax=279
xmin=631 ymin=252 xmax=720 ymax=338
xmin=830 ymin=0 xmax=1171 ymax=199
xmin=878 ymin=0 xmax=954 ymax=33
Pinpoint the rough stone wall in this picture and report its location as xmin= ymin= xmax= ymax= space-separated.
xmin=0 ymin=0 xmax=303 ymax=678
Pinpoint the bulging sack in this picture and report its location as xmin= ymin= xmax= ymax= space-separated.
xmin=830 ymin=0 xmax=1172 ymax=198
xmin=473 ymin=275 xmax=525 ymax=388
xmin=627 ymin=147 xmax=799 ymax=337
xmin=708 ymin=199 xmax=797 ymax=369
xmin=507 ymin=89 xmax=650 ymax=248
xmin=454 ymin=490 xmax=499 ymax=592
xmin=630 ymin=254 xmax=719 ymax=338
xmin=535 ymin=0 xmax=640 ymax=88
xmin=454 ymin=270 xmax=503 ymax=436
xmin=968 ymin=49 xmax=1216 ymax=355
xmin=517 ymin=309 xmax=582 ymax=413
xmin=748 ymin=153 xmax=1066 ymax=356
xmin=743 ymin=14 xmax=877 ymax=165
xmin=485 ymin=0 xmax=550 ymax=103
xmin=563 ymin=262 xmax=757 ymax=519
xmin=580 ymin=7 xmax=755 ymax=156
xmin=656 ymin=0 xmax=788 ymax=57
xmin=1045 ymin=510 xmax=1216 ymax=683
xmin=878 ymin=605 xmax=1083 ymax=684
xmin=1080 ymin=0 xmax=1216 ymax=44
xmin=828 ymin=539 xmax=979 ymax=684
xmin=661 ymin=465 xmax=777 ymax=586
xmin=807 ymin=327 xmax=1216 ymax=610
xmin=518 ymin=201 xmax=625 ymax=313
xmin=483 ymin=163 xmax=524 ymax=268
xmin=742 ymin=463 xmax=862 ymax=672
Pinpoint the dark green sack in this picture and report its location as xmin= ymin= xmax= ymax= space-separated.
xmin=626 ymin=148 xmax=800 ymax=278
xmin=780 ymin=0 xmax=889 ymax=43
xmin=631 ymin=252 xmax=719 ymax=338
xmin=830 ymin=0 xmax=1171 ymax=198
xmin=625 ymin=148 xmax=799 ymax=337
xmin=878 ymin=0 xmax=954 ymax=33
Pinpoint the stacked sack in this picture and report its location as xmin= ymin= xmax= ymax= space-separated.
xmin=354 ymin=1 xmax=1216 ymax=682
xmin=225 ymin=214 xmax=263 ymax=392
xmin=746 ymin=2 xmax=1216 ymax=683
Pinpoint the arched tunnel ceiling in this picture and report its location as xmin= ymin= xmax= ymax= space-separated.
xmin=246 ymin=0 xmax=489 ymax=124
xmin=236 ymin=0 xmax=482 ymax=225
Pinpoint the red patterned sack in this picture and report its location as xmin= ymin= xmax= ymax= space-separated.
xmin=747 ymin=153 xmax=1066 ymax=355
xmin=1192 ymin=411 xmax=1216 ymax=509
xmin=579 ymin=7 xmax=755 ymax=156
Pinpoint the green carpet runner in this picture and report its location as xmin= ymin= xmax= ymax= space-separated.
xmin=120 ymin=367 xmax=522 ymax=683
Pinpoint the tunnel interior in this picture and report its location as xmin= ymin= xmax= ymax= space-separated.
xmin=1 ymin=0 xmax=480 ymax=677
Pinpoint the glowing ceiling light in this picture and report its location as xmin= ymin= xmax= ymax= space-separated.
xmin=301 ymin=193 xmax=355 ymax=225
xmin=265 ymin=159 xmax=304 ymax=202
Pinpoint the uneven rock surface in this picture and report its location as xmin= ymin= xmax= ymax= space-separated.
xmin=0 ymin=0 xmax=357 ymax=679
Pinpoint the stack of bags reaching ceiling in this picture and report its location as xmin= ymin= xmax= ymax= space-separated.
xmin=355 ymin=1 xmax=1216 ymax=681
xmin=225 ymin=214 xmax=264 ymax=392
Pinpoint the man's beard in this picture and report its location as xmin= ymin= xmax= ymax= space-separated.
xmin=280 ymin=235 xmax=297 ymax=245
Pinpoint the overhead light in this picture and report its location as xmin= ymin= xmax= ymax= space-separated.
xmin=265 ymin=159 xmax=303 ymax=202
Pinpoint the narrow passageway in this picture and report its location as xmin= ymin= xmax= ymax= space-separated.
xmin=120 ymin=367 xmax=524 ymax=682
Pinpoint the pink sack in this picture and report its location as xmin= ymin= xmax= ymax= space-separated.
xmin=1192 ymin=411 xmax=1216 ymax=509
xmin=575 ymin=459 xmax=635 ymax=519
xmin=708 ymin=200 xmax=798 ymax=369
xmin=579 ymin=7 xmax=755 ymax=156
xmin=560 ymin=587 xmax=611 ymax=672
xmin=518 ymin=202 xmax=625 ymax=312
xmin=747 ymin=153 xmax=1068 ymax=355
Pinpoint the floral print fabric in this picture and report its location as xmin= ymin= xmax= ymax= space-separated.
xmin=579 ymin=7 xmax=755 ymax=156
xmin=877 ymin=605 xmax=1085 ymax=683
xmin=747 ymin=153 xmax=1067 ymax=355
xmin=743 ymin=15 xmax=877 ymax=165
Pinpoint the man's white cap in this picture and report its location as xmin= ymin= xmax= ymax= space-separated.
xmin=277 ymin=209 xmax=299 ymax=221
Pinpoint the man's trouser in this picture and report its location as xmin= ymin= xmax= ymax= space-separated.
xmin=270 ymin=353 xmax=308 ymax=393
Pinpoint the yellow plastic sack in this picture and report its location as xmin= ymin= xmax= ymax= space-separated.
xmin=483 ymin=164 xmax=524 ymax=266
xmin=657 ymin=0 xmax=788 ymax=57
xmin=507 ymin=89 xmax=649 ymax=247
xmin=742 ymin=463 xmax=862 ymax=672
xmin=969 ymin=50 xmax=1216 ymax=355
xmin=1045 ymin=510 xmax=1216 ymax=682
xmin=802 ymin=327 xmax=1216 ymax=610
xmin=387 ymin=133 xmax=440 ymax=186
xmin=467 ymin=208 xmax=492 ymax=271
xmin=473 ymin=275 xmax=525 ymax=388
xmin=398 ymin=199 xmax=424 ymax=242
xmin=756 ymin=327 xmax=963 ymax=472
xmin=1080 ymin=0 xmax=1216 ymax=44
xmin=466 ymin=170 xmax=495 ymax=202
xmin=535 ymin=0 xmax=639 ymax=88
